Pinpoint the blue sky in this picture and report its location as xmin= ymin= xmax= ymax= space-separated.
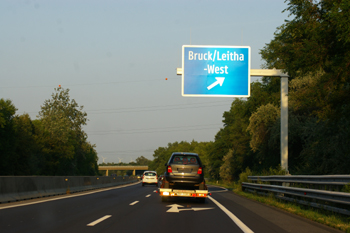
xmin=0 ymin=0 xmax=289 ymax=163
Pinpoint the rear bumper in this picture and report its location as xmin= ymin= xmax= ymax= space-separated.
xmin=143 ymin=181 xmax=157 ymax=184
xmin=142 ymin=179 xmax=157 ymax=184
xmin=165 ymin=175 xmax=204 ymax=184
xmin=158 ymin=188 xmax=209 ymax=198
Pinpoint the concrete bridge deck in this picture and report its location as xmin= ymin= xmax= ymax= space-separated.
xmin=98 ymin=166 xmax=149 ymax=176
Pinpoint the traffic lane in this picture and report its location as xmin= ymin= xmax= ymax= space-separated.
xmin=0 ymin=182 xmax=153 ymax=233
xmin=1 ymin=182 xmax=305 ymax=233
xmin=209 ymin=186 xmax=343 ymax=233
xmin=0 ymin=183 xmax=140 ymax=232
xmin=0 ymin=181 xmax=143 ymax=210
xmin=86 ymin=186 xmax=245 ymax=233
xmin=3 ymin=182 xmax=334 ymax=233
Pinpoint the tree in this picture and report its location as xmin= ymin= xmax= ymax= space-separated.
xmin=247 ymin=103 xmax=280 ymax=152
xmin=37 ymin=87 xmax=98 ymax=175
xmin=135 ymin=156 xmax=151 ymax=165
xmin=0 ymin=99 xmax=17 ymax=175
xmin=12 ymin=114 xmax=39 ymax=175
xmin=260 ymin=0 xmax=350 ymax=121
xmin=219 ymin=150 xmax=234 ymax=182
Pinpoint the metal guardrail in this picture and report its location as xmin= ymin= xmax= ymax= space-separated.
xmin=242 ymin=175 xmax=350 ymax=216
xmin=0 ymin=176 xmax=139 ymax=203
xmin=248 ymin=175 xmax=350 ymax=186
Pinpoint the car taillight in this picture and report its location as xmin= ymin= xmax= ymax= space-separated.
xmin=167 ymin=166 xmax=172 ymax=173
xmin=197 ymin=167 xmax=203 ymax=174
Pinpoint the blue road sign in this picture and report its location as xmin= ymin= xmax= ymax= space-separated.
xmin=182 ymin=45 xmax=251 ymax=97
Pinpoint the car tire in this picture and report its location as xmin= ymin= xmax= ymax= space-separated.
xmin=155 ymin=183 xmax=158 ymax=187
xmin=161 ymin=196 xmax=168 ymax=202
xmin=142 ymin=183 xmax=144 ymax=186
xmin=198 ymin=198 xmax=206 ymax=203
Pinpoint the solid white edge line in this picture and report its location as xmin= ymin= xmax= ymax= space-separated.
xmin=207 ymin=185 xmax=228 ymax=193
xmin=129 ymin=201 xmax=139 ymax=205
xmin=208 ymin=196 xmax=254 ymax=233
xmin=87 ymin=215 xmax=112 ymax=226
xmin=0 ymin=182 xmax=140 ymax=210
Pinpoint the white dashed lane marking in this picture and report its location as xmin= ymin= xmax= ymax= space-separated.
xmin=129 ymin=201 xmax=139 ymax=205
xmin=87 ymin=215 xmax=111 ymax=226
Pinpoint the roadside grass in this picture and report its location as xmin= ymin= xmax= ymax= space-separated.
xmin=207 ymin=180 xmax=350 ymax=232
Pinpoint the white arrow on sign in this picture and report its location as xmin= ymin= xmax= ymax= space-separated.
xmin=166 ymin=204 xmax=214 ymax=213
xmin=207 ymin=77 xmax=225 ymax=90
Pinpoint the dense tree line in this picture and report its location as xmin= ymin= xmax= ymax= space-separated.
xmin=259 ymin=0 xmax=350 ymax=175
xmin=150 ymin=0 xmax=350 ymax=181
xmin=99 ymin=156 xmax=151 ymax=167
xmin=0 ymin=87 xmax=99 ymax=176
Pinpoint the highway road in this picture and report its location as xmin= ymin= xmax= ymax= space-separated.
xmin=0 ymin=182 xmax=342 ymax=233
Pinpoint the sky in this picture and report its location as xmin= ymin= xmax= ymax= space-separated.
xmin=0 ymin=0 xmax=290 ymax=164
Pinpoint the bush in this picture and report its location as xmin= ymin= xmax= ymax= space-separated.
xmin=261 ymin=165 xmax=288 ymax=176
xmin=237 ymin=167 xmax=252 ymax=191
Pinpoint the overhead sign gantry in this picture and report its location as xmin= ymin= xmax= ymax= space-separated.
xmin=177 ymin=46 xmax=289 ymax=173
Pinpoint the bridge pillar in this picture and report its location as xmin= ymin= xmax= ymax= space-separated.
xmin=133 ymin=170 xmax=135 ymax=176
xmin=106 ymin=169 xmax=109 ymax=176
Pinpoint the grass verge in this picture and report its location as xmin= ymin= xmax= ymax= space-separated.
xmin=207 ymin=180 xmax=350 ymax=232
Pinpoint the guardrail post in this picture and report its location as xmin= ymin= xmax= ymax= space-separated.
xmin=65 ymin=178 xmax=70 ymax=194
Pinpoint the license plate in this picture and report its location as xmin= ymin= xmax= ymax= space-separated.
xmin=176 ymin=190 xmax=192 ymax=193
xmin=178 ymin=169 xmax=192 ymax=173
xmin=177 ymin=193 xmax=191 ymax=196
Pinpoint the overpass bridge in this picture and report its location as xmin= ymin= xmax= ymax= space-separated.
xmin=98 ymin=166 xmax=148 ymax=176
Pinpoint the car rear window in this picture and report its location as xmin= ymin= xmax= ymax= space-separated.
xmin=144 ymin=172 xmax=156 ymax=176
xmin=171 ymin=155 xmax=198 ymax=165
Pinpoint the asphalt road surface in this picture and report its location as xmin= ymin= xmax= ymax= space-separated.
xmin=0 ymin=182 xmax=343 ymax=233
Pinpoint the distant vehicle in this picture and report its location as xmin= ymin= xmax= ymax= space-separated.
xmin=142 ymin=171 xmax=158 ymax=187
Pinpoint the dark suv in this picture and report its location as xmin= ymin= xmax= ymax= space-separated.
xmin=163 ymin=152 xmax=206 ymax=189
